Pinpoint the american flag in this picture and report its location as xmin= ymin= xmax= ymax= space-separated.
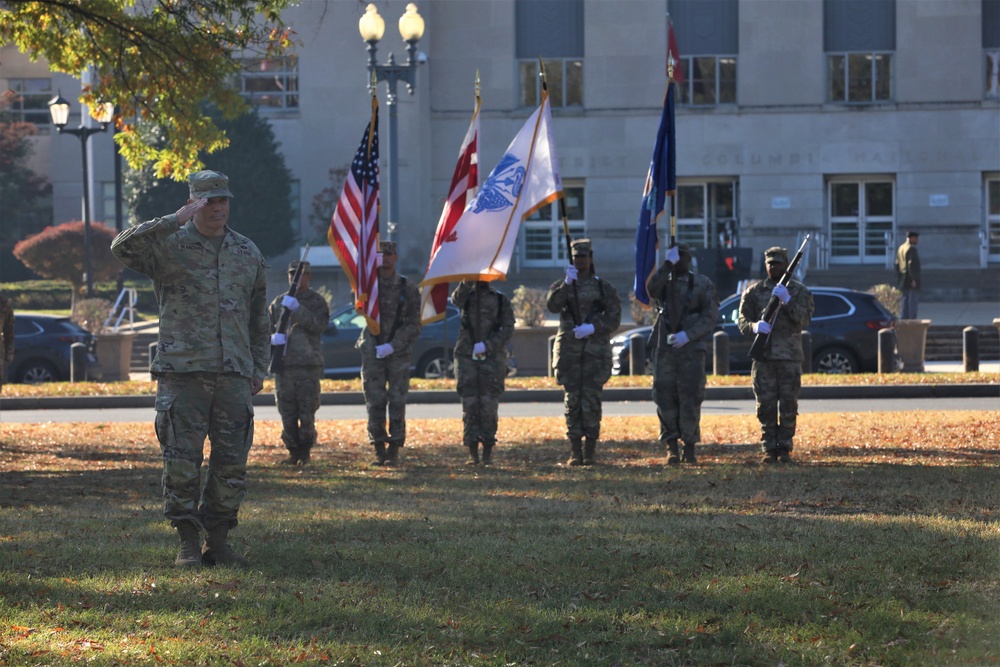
xmin=420 ymin=99 xmax=481 ymax=324
xmin=328 ymin=101 xmax=381 ymax=334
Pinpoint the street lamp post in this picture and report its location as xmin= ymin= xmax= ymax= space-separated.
xmin=358 ymin=2 xmax=425 ymax=241
xmin=47 ymin=94 xmax=114 ymax=299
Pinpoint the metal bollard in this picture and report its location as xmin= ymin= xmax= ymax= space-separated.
xmin=801 ymin=331 xmax=812 ymax=373
xmin=149 ymin=341 xmax=158 ymax=381
xmin=630 ymin=334 xmax=647 ymax=375
xmin=878 ymin=328 xmax=896 ymax=373
xmin=712 ymin=330 xmax=729 ymax=375
xmin=70 ymin=342 xmax=88 ymax=382
xmin=963 ymin=326 xmax=980 ymax=373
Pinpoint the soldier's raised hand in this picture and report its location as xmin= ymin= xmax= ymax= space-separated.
xmin=564 ymin=265 xmax=578 ymax=285
xmin=665 ymin=246 xmax=681 ymax=265
xmin=752 ymin=320 xmax=771 ymax=335
xmin=175 ymin=198 xmax=207 ymax=224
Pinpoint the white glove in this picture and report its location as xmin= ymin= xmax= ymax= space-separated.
xmin=752 ymin=320 xmax=771 ymax=335
xmin=665 ymin=246 xmax=681 ymax=264
xmin=573 ymin=323 xmax=595 ymax=339
xmin=281 ymin=295 xmax=300 ymax=311
xmin=772 ymin=284 xmax=790 ymax=304
xmin=375 ymin=252 xmax=384 ymax=267
xmin=270 ymin=332 xmax=287 ymax=345
xmin=375 ymin=343 xmax=394 ymax=359
xmin=472 ymin=341 xmax=487 ymax=356
xmin=671 ymin=331 xmax=689 ymax=348
xmin=564 ymin=265 xmax=578 ymax=284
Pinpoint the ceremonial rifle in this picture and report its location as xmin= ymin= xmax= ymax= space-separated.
xmin=269 ymin=244 xmax=312 ymax=375
xmin=748 ymin=234 xmax=810 ymax=362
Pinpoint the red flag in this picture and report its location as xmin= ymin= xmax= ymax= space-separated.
xmin=420 ymin=98 xmax=481 ymax=324
xmin=668 ymin=18 xmax=684 ymax=85
xmin=328 ymin=99 xmax=382 ymax=334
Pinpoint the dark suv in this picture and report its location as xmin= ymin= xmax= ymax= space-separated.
xmin=612 ymin=287 xmax=896 ymax=375
xmin=9 ymin=313 xmax=102 ymax=383
xmin=321 ymin=303 xmax=462 ymax=379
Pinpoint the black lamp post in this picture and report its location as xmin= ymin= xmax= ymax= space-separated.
xmin=358 ymin=2 xmax=425 ymax=241
xmin=47 ymin=93 xmax=114 ymax=299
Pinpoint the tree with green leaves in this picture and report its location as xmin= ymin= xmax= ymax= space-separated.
xmin=125 ymin=105 xmax=295 ymax=259
xmin=12 ymin=220 xmax=120 ymax=312
xmin=0 ymin=0 xmax=295 ymax=179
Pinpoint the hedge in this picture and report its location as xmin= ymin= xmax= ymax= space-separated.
xmin=0 ymin=279 xmax=157 ymax=311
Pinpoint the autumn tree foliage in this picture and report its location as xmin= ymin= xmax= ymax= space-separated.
xmin=13 ymin=221 xmax=120 ymax=312
xmin=0 ymin=0 xmax=295 ymax=179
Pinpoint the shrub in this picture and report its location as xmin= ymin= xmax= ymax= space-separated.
xmin=511 ymin=286 xmax=547 ymax=327
xmin=72 ymin=298 xmax=115 ymax=333
xmin=868 ymin=283 xmax=902 ymax=318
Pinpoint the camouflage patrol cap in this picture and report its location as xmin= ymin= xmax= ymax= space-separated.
xmin=379 ymin=240 xmax=397 ymax=254
xmin=676 ymin=242 xmax=692 ymax=257
xmin=571 ymin=238 xmax=592 ymax=256
xmin=764 ymin=246 xmax=789 ymax=264
xmin=188 ymin=170 xmax=233 ymax=199
xmin=288 ymin=260 xmax=311 ymax=273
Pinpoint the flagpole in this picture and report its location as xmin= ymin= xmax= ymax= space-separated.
xmin=666 ymin=53 xmax=681 ymax=333
xmin=538 ymin=57 xmax=581 ymax=326
xmin=361 ymin=74 xmax=379 ymax=324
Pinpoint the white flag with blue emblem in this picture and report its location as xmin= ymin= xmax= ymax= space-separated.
xmin=420 ymin=90 xmax=562 ymax=287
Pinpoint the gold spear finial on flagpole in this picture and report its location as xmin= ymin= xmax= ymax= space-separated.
xmin=475 ymin=69 xmax=481 ymax=104
xmin=537 ymin=56 xmax=548 ymax=92
xmin=667 ymin=52 xmax=676 ymax=83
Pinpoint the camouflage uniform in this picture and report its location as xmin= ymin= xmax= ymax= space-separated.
xmin=547 ymin=240 xmax=622 ymax=464
xmin=268 ymin=261 xmax=330 ymax=465
xmin=647 ymin=249 xmax=720 ymax=463
xmin=737 ymin=248 xmax=814 ymax=456
xmin=451 ymin=281 xmax=515 ymax=464
xmin=0 ymin=294 xmax=13 ymax=391
xmin=358 ymin=242 xmax=422 ymax=464
xmin=111 ymin=172 xmax=270 ymax=536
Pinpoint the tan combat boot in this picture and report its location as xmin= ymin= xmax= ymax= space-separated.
xmin=567 ymin=438 xmax=584 ymax=466
xmin=202 ymin=524 xmax=248 ymax=567
xmin=665 ymin=440 xmax=680 ymax=466
xmin=175 ymin=521 xmax=202 ymax=568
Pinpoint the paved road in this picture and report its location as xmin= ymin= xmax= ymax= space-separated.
xmin=0 ymin=397 xmax=994 ymax=424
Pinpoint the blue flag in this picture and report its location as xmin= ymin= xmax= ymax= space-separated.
xmin=633 ymin=81 xmax=676 ymax=305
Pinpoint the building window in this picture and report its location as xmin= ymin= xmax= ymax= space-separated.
xmin=675 ymin=180 xmax=739 ymax=249
xmin=824 ymin=0 xmax=895 ymax=103
xmin=827 ymin=52 xmax=893 ymax=103
xmin=828 ymin=178 xmax=895 ymax=264
xmin=516 ymin=0 xmax=583 ymax=109
xmin=985 ymin=0 xmax=1000 ymax=98
xmin=519 ymin=59 xmax=583 ymax=108
xmin=100 ymin=182 xmax=124 ymax=229
xmin=987 ymin=177 xmax=1000 ymax=259
xmin=238 ymin=56 xmax=298 ymax=110
xmin=671 ymin=0 xmax=738 ymax=107
xmin=678 ymin=56 xmax=737 ymax=106
xmin=520 ymin=184 xmax=584 ymax=267
xmin=6 ymin=78 xmax=53 ymax=127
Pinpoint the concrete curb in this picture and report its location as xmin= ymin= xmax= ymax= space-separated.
xmin=2 ymin=383 xmax=996 ymax=410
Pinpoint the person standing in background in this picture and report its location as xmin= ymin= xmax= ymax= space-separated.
xmin=547 ymin=239 xmax=622 ymax=466
xmin=451 ymin=280 xmax=515 ymax=466
xmin=269 ymin=260 xmax=330 ymax=466
xmin=895 ymin=231 xmax=921 ymax=319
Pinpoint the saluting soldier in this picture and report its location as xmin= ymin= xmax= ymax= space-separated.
xmin=268 ymin=260 xmax=330 ymax=466
xmin=647 ymin=243 xmax=719 ymax=465
xmin=547 ymin=239 xmax=622 ymax=466
xmin=111 ymin=170 xmax=270 ymax=568
xmin=451 ymin=280 xmax=515 ymax=466
xmin=738 ymin=246 xmax=814 ymax=464
xmin=358 ymin=240 xmax=422 ymax=466
xmin=0 ymin=294 xmax=13 ymax=391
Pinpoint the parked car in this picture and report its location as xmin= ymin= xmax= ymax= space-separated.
xmin=322 ymin=303 xmax=462 ymax=379
xmin=612 ymin=286 xmax=897 ymax=375
xmin=8 ymin=313 xmax=102 ymax=383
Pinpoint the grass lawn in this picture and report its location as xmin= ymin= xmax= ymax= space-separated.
xmin=1 ymin=411 xmax=999 ymax=666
